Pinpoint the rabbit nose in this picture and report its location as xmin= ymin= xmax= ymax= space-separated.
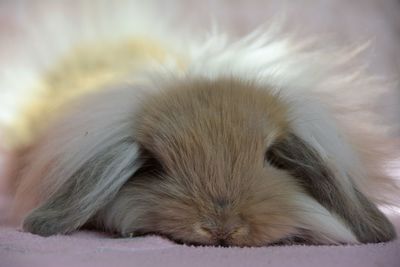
xmin=195 ymin=221 xmax=248 ymax=245
xmin=212 ymin=226 xmax=243 ymax=246
xmin=214 ymin=228 xmax=231 ymax=240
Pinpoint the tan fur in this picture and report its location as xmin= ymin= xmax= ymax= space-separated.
xmin=94 ymin=79 xmax=306 ymax=246
xmin=90 ymin=78 xmax=394 ymax=245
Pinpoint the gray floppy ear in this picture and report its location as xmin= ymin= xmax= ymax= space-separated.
xmin=18 ymin=85 xmax=146 ymax=236
xmin=23 ymin=139 xmax=142 ymax=236
xmin=266 ymin=133 xmax=396 ymax=243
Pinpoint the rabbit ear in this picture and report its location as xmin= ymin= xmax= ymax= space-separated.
xmin=23 ymin=140 xmax=142 ymax=236
xmin=266 ymin=133 xmax=396 ymax=243
xmin=13 ymin=85 xmax=146 ymax=236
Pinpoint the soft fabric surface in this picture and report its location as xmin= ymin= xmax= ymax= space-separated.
xmin=0 ymin=224 xmax=399 ymax=267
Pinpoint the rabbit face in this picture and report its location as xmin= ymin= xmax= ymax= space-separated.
xmin=97 ymin=79 xmax=303 ymax=246
xmin=94 ymin=78 xmax=393 ymax=246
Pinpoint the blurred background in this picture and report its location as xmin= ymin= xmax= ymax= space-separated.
xmin=189 ymin=1 xmax=400 ymax=137
xmin=182 ymin=0 xmax=400 ymax=137
xmin=0 ymin=0 xmax=399 ymax=135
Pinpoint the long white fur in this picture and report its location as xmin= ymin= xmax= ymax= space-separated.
xmin=4 ymin=0 xmax=397 ymax=241
xmin=11 ymin=85 xmax=147 ymax=222
xmin=294 ymin=193 xmax=358 ymax=244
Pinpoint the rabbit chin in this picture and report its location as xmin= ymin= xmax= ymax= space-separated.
xmin=94 ymin=194 xmax=358 ymax=246
xmin=92 ymin=176 xmax=357 ymax=247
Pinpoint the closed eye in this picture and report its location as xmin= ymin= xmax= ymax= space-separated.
xmin=134 ymin=149 xmax=165 ymax=177
xmin=264 ymin=134 xmax=318 ymax=172
xmin=265 ymin=145 xmax=285 ymax=169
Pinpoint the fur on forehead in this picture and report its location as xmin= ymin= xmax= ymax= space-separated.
xmin=133 ymin=78 xmax=289 ymax=195
xmin=135 ymin=78 xmax=289 ymax=150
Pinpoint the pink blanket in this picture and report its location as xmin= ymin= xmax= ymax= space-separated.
xmin=0 ymin=224 xmax=399 ymax=267
xmin=1 ymin=215 xmax=399 ymax=267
